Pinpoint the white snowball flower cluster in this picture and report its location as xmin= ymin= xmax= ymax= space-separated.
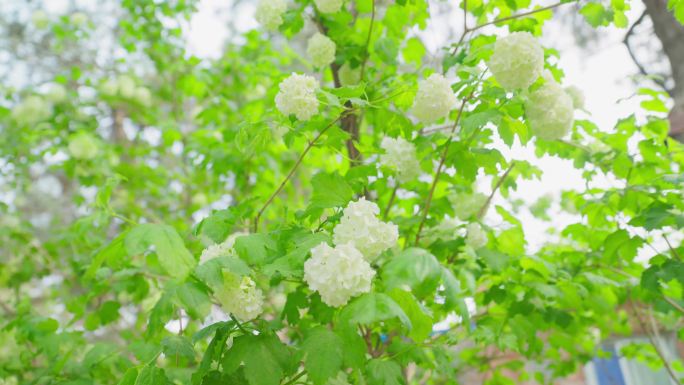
xmin=339 ymin=63 xmax=361 ymax=86
xmin=565 ymin=85 xmax=585 ymax=110
xmin=199 ymin=232 xmax=247 ymax=263
xmin=488 ymin=32 xmax=544 ymax=91
xmin=449 ymin=191 xmax=488 ymax=220
xmin=525 ymin=78 xmax=575 ymax=140
xmin=216 ymin=274 xmax=264 ymax=321
xmin=307 ymin=33 xmax=336 ymax=68
xmin=255 ymin=0 xmax=287 ymax=30
xmin=100 ymin=76 xmax=152 ymax=106
xmin=46 ymin=84 xmax=67 ymax=104
xmin=275 ymin=73 xmax=320 ymax=121
xmin=314 ymin=0 xmax=344 ymax=13
xmin=333 ymin=197 xmax=399 ymax=261
xmin=380 ymin=136 xmax=421 ymax=183
xmin=68 ymin=133 xmax=99 ymax=160
xmin=412 ymin=74 xmax=457 ymax=123
xmin=11 ymin=96 xmax=51 ymax=126
xmin=465 ymin=223 xmax=487 ymax=249
xmin=304 ymin=242 xmax=375 ymax=307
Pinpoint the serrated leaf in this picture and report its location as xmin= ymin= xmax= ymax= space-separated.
xmin=301 ymin=327 xmax=344 ymax=385
xmin=126 ymin=224 xmax=196 ymax=279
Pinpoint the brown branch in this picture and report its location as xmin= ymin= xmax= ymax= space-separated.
xmin=253 ymin=113 xmax=346 ymax=232
xmin=449 ymin=0 xmax=574 ymax=56
xmin=629 ymin=301 xmax=683 ymax=385
xmin=414 ymin=98 xmax=470 ymax=245
xmin=623 ymin=10 xmax=672 ymax=95
xmin=477 ymin=162 xmax=516 ymax=219
xmin=359 ymin=0 xmax=376 ymax=81
xmin=662 ymin=295 xmax=684 ymax=315
xmin=383 ymin=183 xmax=399 ymax=220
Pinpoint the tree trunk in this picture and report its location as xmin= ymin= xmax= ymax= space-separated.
xmin=641 ymin=0 xmax=684 ymax=140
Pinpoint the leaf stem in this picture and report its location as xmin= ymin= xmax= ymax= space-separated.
xmin=282 ymin=370 xmax=307 ymax=385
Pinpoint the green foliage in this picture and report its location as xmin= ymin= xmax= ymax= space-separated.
xmin=1 ymin=0 xmax=684 ymax=384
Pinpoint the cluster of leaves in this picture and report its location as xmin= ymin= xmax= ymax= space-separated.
xmin=1 ymin=0 xmax=683 ymax=385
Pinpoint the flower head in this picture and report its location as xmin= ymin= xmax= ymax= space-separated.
xmin=465 ymin=222 xmax=487 ymax=249
xmin=488 ymin=32 xmax=544 ymax=91
xmin=449 ymin=191 xmax=488 ymax=220
xmin=525 ymin=79 xmax=574 ymax=140
xmin=11 ymin=96 xmax=51 ymax=126
xmin=333 ymin=198 xmax=398 ymax=260
xmin=412 ymin=74 xmax=457 ymax=123
xmin=216 ymin=274 xmax=264 ymax=321
xmin=380 ymin=136 xmax=420 ymax=183
xmin=307 ymin=33 xmax=336 ymax=68
xmin=275 ymin=73 xmax=320 ymax=121
xmin=199 ymin=232 xmax=247 ymax=263
xmin=304 ymin=242 xmax=375 ymax=307
xmin=68 ymin=133 xmax=99 ymax=160
xmin=255 ymin=0 xmax=287 ymax=30
xmin=339 ymin=63 xmax=361 ymax=86
xmin=565 ymin=85 xmax=585 ymax=110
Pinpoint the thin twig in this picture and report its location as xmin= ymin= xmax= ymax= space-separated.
xmin=623 ymin=10 xmax=672 ymax=95
xmin=629 ymin=301 xmax=682 ymax=385
xmin=449 ymin=0 xmax=575 ymax=56
xmin=359 ymin=0 xmax=376 ymax=81
xmin=477 ymin=162 xmax=516 ymax=218
xmin=383 ymin=183 xmax=399 ymax=220
xmin=282 ymin=370 xmax=307 ymax=385
xmin=414 ymin=98 xmax=470 ymax=245
xmin=472 ymin=1 xmax=573 ymax=31
xmin=662 ymin=295 xmax=684 ymax=315
xmin=252 ymin=113 xmax=347 ymax=232
xmin=663 ymin=234 xmax=681 ymax=261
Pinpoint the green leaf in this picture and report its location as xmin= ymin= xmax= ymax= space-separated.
xmin=177 ymin=282 xmax=211 ymax=319
xmin=125 ymin=224 xmax=196 ymax=279
xmin=382 ymin=248 xmax=441 ymax=296
xmin=441 ymin=268 xmax=470 ymax=322
xmin=195 ymin=255 xmax=251 ymax=287
xmin=118 ymin=368 xmax=138 ymax=385
xmin=222 ymin=333 xmax=293 ymax=385
xmin=85 ymin=231 xmax=128 ymax=280
xmin=388 ymin=289 xmax=433 ymax=342
xmin=301 ymin=327 xmax=344 ymax=385
xmin=366 ymin=359 xmax=405 ymax=385
xmin=161 ymin=336 xmax=195 ymax=360
xmin=339 ymin=293 xmax=412 ymax=329
xmin=234 ymin=233 xmax=275 ymax=265
xmin=580 ymin=2 xmax=611 ymax=27
xmin=135 ymin=365 xmax=169 ymax=385
xmin=308 ymin=172 xmax=354 ymax=210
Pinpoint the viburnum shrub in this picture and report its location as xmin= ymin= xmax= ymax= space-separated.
xmin=1 ymin=1 xmax=683 ymax=385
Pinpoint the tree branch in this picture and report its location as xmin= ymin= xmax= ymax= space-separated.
xmin=414 ymin=98 xmax=470 ymax=245
xmin=253 ymin=113 xmax=347 ymax=232
xmin=629 ymin=301 xmax=683 ymax=385
xmin=359 ymin=0 xmax=376 ymax=81
xmin=449 ymin=0 xmax=575 ymax=56
xmin=477 ymin=162 xmax=516 ymax=219
xmin=623 ymin=10 xmax=672 ymax=95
